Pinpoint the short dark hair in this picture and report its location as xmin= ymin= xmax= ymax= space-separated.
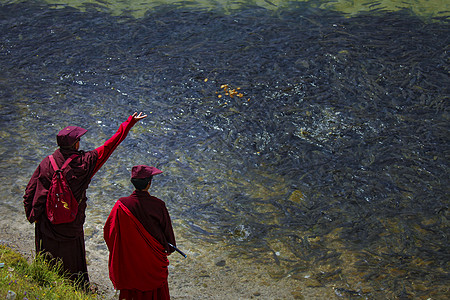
xmin=60 ymin=139 xmax=79 ymax=150
xmin=131 ymin=177 xmax=152 ymax=190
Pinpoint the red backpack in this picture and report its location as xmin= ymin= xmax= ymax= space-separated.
xmin=46 ymin=154 xmax=79 ymax=224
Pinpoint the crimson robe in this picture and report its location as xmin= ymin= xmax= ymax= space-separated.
xmin=103 ymin=193 xmax=175 ymax=300
xmin=23 ymin=115 xmax=137 ymax=285
xmin=118 ymin=190 xmax=176 ymax=253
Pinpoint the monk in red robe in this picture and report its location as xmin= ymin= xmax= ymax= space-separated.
xmin=104 ymin=165 xmax=176 ymax=300
xmin=23 ymin=112 xmax=147 ymax=289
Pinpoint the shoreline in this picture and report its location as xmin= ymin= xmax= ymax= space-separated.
xmin=1 ymin=214 xmax=336 ymax=299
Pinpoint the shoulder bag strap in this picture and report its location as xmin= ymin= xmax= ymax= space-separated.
xmin=48 ymin=155 xmax=59 ymax=171
xmin=49 ymin=154 xmax=79 ymax=171
xmin=61 ymin=154 xmax=79 ymax=170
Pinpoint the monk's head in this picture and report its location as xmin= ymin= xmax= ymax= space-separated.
xmin=131 ymin=177 xmax=152 ymax=191
xmin=130 ymin=165 xmax=163 ymax=191
xmin=57 ymin=126 xmax=87 ymax=150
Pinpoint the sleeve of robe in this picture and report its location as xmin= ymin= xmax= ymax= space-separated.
xmin=161 ymin=201 xmax=177 ymax=253
xmin=91 ymin=115 xmax=138 ymax=178
xmin=23 ymin=165 xmax=39 ymax=223
xmin=23 ymin=157 xmax=55 ymax=224
xmin=104 ymin=201 xmax=169 ymax=291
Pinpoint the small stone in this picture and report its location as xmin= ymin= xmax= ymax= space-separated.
xmin=6 ymin=290 xmax=17 ymax=300
xmin=215 ymin=260 xmax=226 ymax=267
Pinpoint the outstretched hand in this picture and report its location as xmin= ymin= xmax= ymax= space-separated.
xmin=132 ymin=112 xmax=147 ymax=122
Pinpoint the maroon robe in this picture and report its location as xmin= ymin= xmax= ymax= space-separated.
xmin=119 ymin=190 xmax=176 ymax=252
xmin=23 ymin=115 xmax=138 ymax=285
xmin=104 ymin=191 xmax=176 ymax=300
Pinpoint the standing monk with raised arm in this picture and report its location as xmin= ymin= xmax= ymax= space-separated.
xmin=23 ymin=112 xmax=147 ymax=289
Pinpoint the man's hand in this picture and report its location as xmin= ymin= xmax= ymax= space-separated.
xmin=132 ymin=112 xmax=147 ymax=122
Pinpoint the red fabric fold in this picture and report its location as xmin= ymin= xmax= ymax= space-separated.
xmin=104 ymin=201 xmax=169 ymax=291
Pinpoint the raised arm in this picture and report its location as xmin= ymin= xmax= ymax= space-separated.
xmin=92 ymin=112 xmax=147 ymax=177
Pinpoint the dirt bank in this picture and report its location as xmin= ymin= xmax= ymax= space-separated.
xmin=0 ymin=214 xmax=335 ymax=299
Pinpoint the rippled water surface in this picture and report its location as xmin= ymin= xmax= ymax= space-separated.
xmin=1 ymin=0 xmax=449 ymax=298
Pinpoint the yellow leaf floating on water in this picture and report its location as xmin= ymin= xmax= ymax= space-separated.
xmin=289 ymin=190 xmax=304 ymax=204
xmin=217 ymin=83 xmax=249 ymax=102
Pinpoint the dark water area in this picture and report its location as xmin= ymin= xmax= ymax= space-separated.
xmin=1 ymin=0 xmax=449 ymax=298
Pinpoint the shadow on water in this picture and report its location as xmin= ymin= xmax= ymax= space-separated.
xmin=1 ymin=0 xmax=449 ymax=298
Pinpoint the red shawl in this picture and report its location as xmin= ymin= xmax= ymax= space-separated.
xmin=104 ymin=201 xmax=169 ymax=291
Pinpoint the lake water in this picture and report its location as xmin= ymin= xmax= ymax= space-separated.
xmin=0 ymin=0 xmax=449 ymax=298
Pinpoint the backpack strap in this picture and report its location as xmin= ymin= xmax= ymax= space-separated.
xmin=49 ymin=154 xmax=79 ymax=171
xmin=61 ymin=154 xmax=79 ymax=170
xmin=49 ymin=155 xmax=59 ymax=171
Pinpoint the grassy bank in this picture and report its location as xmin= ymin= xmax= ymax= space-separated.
xmin=0 ymin=245 xmax=100 ymax=299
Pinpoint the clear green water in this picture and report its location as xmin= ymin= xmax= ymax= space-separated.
xmin=38 ymin=0 xmax=449 ymax=19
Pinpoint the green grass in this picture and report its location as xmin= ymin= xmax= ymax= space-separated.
xmin=0 ymin=245 xmax=100 ymax=299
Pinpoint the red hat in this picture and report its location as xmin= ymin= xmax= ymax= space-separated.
xmin=131 ymin=165 xmax=163 ymax=178
xmin=57 ymin=126 xmax=87 ymax=147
